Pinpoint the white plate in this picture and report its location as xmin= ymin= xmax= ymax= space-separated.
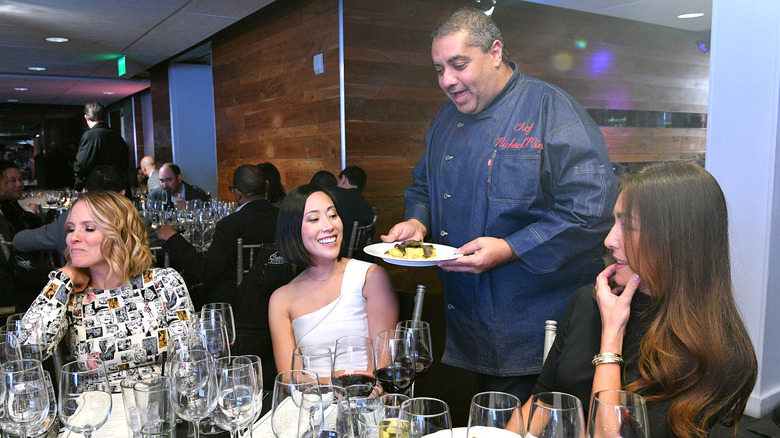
xmin=363 ymin=242 xmax=461 ymax=267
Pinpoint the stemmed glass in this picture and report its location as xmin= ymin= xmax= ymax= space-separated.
xmin=192 ymin=317 xmax=231 ymax=359
xmin=30 ymin=369 xmax=59 ymax=437
xmin=297 ymin=384 xmax=350 ymax=438
xmin=292 ymin=345 xmax=333 ymax=384
xmin=527 ymin=392 xmax=585 ymax=438
xmin=169 ymin=349 xmax=218 ymax=438
xmin=58 ymin=359 xmax=113 ymax=438
xmin=586 ymin=390 xmax=649 ymax=438
xmin=332 ymin=335 xmax=376 ymax=397
xmin=134 ymin=376 xmax=177 ymax=438
xmin=467 ymin=392 xmax=525 ymax=438
xmin=375 ymin=329 xmax=415 ymax=396
xmin=202 ymin=303 xmax=236 ymax=346
xmin=0 ymin=359 xmax=50 ymax=437
xmin=240 ymin=354 xmax=264 ymax=438
xmin=396 ymin=321 xmax=433 ymax=378
xmin=211 ymin=357 xmax=259 ymax=438
xmin=271 ymin=370 xmax=319 ymax=438
xmin=399 ymin=397 xmax=452 ymax=438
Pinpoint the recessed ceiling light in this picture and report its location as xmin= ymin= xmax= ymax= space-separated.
xmin=677 ymin=12 xmax=704 ymax=19
xmin=7 ymin=99 xmax=18 ymax=102
xmin=102 ymin=91 xmax=115 ymax=95
xmin=27 ymin=66 xmax=46 ymax=71
xmin=45 ymin=37 xmax=69 ymax=43
xmin=14 ymin=88 xmax=27 ymax=91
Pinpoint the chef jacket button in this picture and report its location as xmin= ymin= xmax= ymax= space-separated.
xmin=440 ymin=230 xmax=448 ymax=237
xmin=443 ymin=193 xmax=451 ymax=199
xmin=456 ymin=122 xmax=464 ymax=128
xmin=447 ymin=304 xmax=455 ymax=310
xmin=445 ymin=155 xmax=454 ymax=161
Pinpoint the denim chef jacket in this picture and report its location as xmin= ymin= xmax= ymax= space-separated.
xmin=404 ymin=63 xmax=618 ymax=376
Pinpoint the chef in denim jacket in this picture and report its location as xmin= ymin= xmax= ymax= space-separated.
xmin=382 ymin=8 xmax=618 ymax=401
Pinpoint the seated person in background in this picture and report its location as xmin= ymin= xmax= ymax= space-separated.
xmin=268 ymin=184 xmax=398 ymax=375
xmin=157 ymin=164 xmax=279 ymax=307
xmin=309 ymin=170 xmax=338 ymax=189
xmin=140 ymin=156 xmax=161 ymax=192
xmin=528 ymin=162 xmax=757 ymax=437
xmin=257 ymin=162 xmax=285 ymax=206
xmin=147 ymin=162 xmax=209 ymax=204
xmin=334 ymin=166 xmax=375 ymax=259
xmin=0 ymin=160 xmax=42 ymax=230
xmin=21 ymin=191 xmax=195 ymax=391
xmin=13 ymin=165 xmax=161 ymax=255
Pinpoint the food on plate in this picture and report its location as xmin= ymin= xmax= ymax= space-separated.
xmin=385 ymin=240 xmax=436 ymax=259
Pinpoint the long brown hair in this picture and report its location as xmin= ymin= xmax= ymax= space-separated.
xmin=620 ymin=162 xmax=756 ymax=437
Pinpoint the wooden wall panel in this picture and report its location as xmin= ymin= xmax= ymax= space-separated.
xmin=211 ymin=0 xmax=340 ymax=200
xmin=149 ymin=64 xmax=172 ymax=164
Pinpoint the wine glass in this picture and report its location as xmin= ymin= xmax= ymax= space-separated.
xmin=169 ymin=349 xmax=218 ymax=438
xmin=399 ymin=397 xmax=452 ymax=438
xmin=467 ymin=391 xmax=525 ymax=438
xmin=292 ymin=345 xmax=333 ymax=384
xmin=211 ymin=356 xmax=258 ymax=438
xmin=375 ymin=329 xmax=416 ymax=397
xmin=527 ymin=392 xmax=585 ymax=438
xmin=0 ymin=359 xmax=49 ymax=437
xmin=271 ymin=370 xmax=319 ymax=438
xmin=58 ymin=359 xmax=113 ymax=438
xmin=332 ymin=335 xmax=376 ymax=397
xmin=202 ymin=303 xmax=236 ymax=346
xmin=29 ymin=369 xmax=59 ymax=437
xmin=586 ymin=390 xmax=649 ymax=438
xmin=396 ymin=321 xmax=433 ymax=378
xmin=297 ymin=384 xmax=350 ymax=438
xmin=192 ymin=317 xmax=231 ymax=359
xmin=241 ymin=354 xmax=264 ymax=438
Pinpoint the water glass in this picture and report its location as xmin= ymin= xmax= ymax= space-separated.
xmin=586 ymin=390 xmax=649 ymax=438
xmin=0 ymin=359 xmax=49 ymax=437
xmin=298 ymin=384 xmax=350 ymax=438
xmin=169 ymin=349 xmax=217 ymax=438
xmin=271 ymin=370 xmax=319 ymax=438
xmin=134 ymin=375 xmax=176 ymax=438
xmin=527 ymin=392 xmax=585 ymax=438
xmin=211 ymin=356 xmax=258 ymax=438
xmin=467 ymin=391 xmax=524 ymax=438
xmin=292 ymin=345 xmax=333 ymax=383
xmin=121 ymin=376 xmax=142 ymax=438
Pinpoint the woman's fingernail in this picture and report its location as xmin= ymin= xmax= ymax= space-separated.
xmin=632 ymin=273 xmax=640 ymax=282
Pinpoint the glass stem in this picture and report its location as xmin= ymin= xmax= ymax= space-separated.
xmin=191 ymin=421 xmax=200 ymax=438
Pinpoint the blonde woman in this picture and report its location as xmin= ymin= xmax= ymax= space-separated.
xmin=21 ymin=191 xmax=194 ymax=390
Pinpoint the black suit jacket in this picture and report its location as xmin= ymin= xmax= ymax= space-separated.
xmin=162 ymin=199 xmax=278 ymax=306
xmin=73 ymin=122 xmax=129 ymax=190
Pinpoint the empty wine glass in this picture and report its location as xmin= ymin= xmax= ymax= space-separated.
xmin=375 ymin=329 xmax=415 ymax=397
xmin=241 ymin=354 xmax=264 ymax=438
xmin=29 ymin=369 xmax=59 ymax=437
xmin=59 ymin=359 xmax=112 ymax=438
xmin=399 ymin=397 xmax=452 ymax=438
xmin=202 ymin=303 xmax=236 ymax=346
xmin=292 ymin=345 xmax=333 ymax=384
xmin=211 ymin=356 xmax=258 ymax=438
xmin=192 ymin=317 xmax=231 ymax=359
xmin=396 ymin=321 xmax=433 ymax=379
xmin=467 ymin=391 xmax=525 ymax=438
xmin=271 ymin=370 xmax=319 ymax=438
xmin=586 ymin=390 xmax=649 ymax=438
xmin=527 ymin=392 xmax=585 ymax=438
xmin=297 ymin=384 xmax=349 ymax=438
xmin=0 ymin=359 xmax=49 ymax=437
xmin=332 ymin=335 xmax=376 ymax=397
xmin=169 ymin=349 xmax=217 ymax=438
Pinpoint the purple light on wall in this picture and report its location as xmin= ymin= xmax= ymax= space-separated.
xmin=589 ymin=51 xmax=612 ymax=74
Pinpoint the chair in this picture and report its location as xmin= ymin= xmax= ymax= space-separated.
xmin=346 ymin=215 xmax=377 ymax=259
xmin=237 ymin=238 xmax=277 ymax=286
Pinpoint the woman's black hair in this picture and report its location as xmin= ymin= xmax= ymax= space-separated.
xmin=276 ymin=184 xmax=340 ymax=267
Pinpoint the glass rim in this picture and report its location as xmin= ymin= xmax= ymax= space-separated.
xmin=592 ymin=389 xmax=647 ymax=406
xmin=377 ymin=328 xmax=406 ymax=340
xmin=293 ymin=345 xmax=332 ymax=356
xmin=396 ymin=320 xmax=430 ymax=329
xmin=202 ymin=302 xmax=232 ymax=309
xmin=335 ymin=335 xmax=373 ymax=346
xmin=531 ymin=391 xmax=583 ymax=410
xmin=401 ymin=397 xmax=450 ymax=417
xmin=60 ymin=358 xmax=106 ymax=373
xmin=275 ymin=369 xmax=319 ymax=383
xmin=471 ymin=391 xmax=521 ymax=410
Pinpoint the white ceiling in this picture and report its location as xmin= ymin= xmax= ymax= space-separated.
xmin=0 ymin=0 xmax=711 ymax=109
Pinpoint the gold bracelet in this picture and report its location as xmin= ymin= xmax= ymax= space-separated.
xmin=592 ymin=352 xmax=624 ymax=367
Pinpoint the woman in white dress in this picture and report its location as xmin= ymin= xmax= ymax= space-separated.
xmin=268 ymin=184 xmax=398 ymax=376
